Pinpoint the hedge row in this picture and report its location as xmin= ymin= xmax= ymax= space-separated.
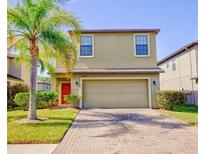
xmin=7 ymin=83 xmax=29 ymax=108
xmin=14 ymin=92 xmax=58 ymax=110
xmin=156 ymin=90 xmax=186 ymax=110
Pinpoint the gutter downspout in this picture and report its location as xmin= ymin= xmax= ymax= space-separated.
xmin=185 ymin=47 xmax=195 ymax=105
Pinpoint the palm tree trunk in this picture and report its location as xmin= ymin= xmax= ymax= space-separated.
xmin=28 ymin=40 xmax=38 ymax=120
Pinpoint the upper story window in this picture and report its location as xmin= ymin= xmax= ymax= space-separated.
xmin=80 ymin=35 xmax=94 ymax=57
xmin=172 ymin=58 xmax=176 ymax=71
xmin=166 ymin=62 xmax=169 ymax=68
xmin=134 ymin=34 xmax=149 ymax=56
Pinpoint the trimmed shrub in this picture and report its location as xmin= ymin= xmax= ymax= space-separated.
xmin=64 ymin=94 xmax=81 ymax=108
xmin=14 ymin=93 xmax=29 ymax=110
xmin=14 ymin=92 xmax=58 ymax=110
xmin=156 ymin=90 xmax=186 ymax=110
xmin=7 ymin=83 xmax=29 ymax=108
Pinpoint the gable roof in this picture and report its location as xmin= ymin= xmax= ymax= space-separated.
xmin=68 ymin=29 xmax=160 ymax=34
xmin=157 ymin=41 xmax=198 ymax=65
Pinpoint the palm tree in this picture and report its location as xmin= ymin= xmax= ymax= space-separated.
xmin=8 ymin=0 xmax=81 ymax=120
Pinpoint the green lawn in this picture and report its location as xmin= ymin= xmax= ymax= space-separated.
xmin=160 ymin=104 xmax=198 ymax=126
xmin=8 ymin=108 xmax=79 ymax=144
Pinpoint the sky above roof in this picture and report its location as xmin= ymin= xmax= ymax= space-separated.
xmin=8 ymin=0 xmax=198 ymax=61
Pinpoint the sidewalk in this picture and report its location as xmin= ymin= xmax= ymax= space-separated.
xmin=8 ymin=144 xmax=57 ymax=154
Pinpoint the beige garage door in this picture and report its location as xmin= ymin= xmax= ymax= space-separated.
xmin=82 ymin=79 xmax=149 ymax=108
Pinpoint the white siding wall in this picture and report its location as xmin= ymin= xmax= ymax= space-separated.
xmin=159 ymin=45 xmax=198 ymax=105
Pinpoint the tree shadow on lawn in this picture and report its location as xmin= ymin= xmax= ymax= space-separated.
xmin=8 ymin=115 xmax=27 ymax=122
xmin=48 ymin=117 xmax=75 ymax=121
xmin=71 ymin=111 xmax=190 ymax=138
xmin=11 ymin=116 xmax=75 ymax=127
xmin=25 ymin=122 xmax=73 ymax=127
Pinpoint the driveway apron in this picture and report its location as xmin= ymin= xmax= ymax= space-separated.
xmin=52 ymin=109 xmax=197 ymax=154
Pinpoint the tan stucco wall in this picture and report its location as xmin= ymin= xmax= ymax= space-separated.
xmin=7 ymin=57 xmax=30 ymax=86
xmin=8 ymin=58 xmax=22 ymax=78
xmin=54 ymin=73 xmax=159 ymax=108
xmin=159 ymin=45 xmax=198 ymax=104
xmin=56 ymin=32 xmax=158 ymax=69
xmin=21 ymin=62 xmax=30 ymax=86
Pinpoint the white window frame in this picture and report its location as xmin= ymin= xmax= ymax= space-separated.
xmin=133 ymin=33 xmax=150 ymax=57
xmin=79 ymin=34 xmax=94 ymax=58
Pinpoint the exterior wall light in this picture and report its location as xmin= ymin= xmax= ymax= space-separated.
xmin=153 ymin=81 xmax=156 ymax=86
xmin=75 ymin=81 xmax=79 ymax=89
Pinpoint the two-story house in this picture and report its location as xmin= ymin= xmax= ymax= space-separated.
xmin=54 ymin=29 xmax=163 ymax=108
xmin=158 ymin=41 xmax=198 ymax=105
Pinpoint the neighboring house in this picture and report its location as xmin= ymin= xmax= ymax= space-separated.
xmin=37 ymin=77 xmax=52 ymax=92
xmin=54 ymin=29 xmax=163 ymax=108
xmin=37 ymin=81 xmax=51 ymax=91
xmin=158 ymin=41 xmax=198 ymax=105
xmin=7 ymin=52 xmax=30 ymax=86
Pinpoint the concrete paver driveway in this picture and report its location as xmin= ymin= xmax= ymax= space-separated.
xmin=52 ymin=109 xmax=197 ymax=154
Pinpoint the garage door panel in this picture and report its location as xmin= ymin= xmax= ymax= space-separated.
xmin=83 ymin=79 xmax=148 ymax=108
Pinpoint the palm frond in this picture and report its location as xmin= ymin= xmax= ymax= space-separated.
xmin=7 ymin=37 xmax=26 ymax=50
xmin=22 ymin=0 xmax=33 ymax=15
xmin=8 ymin=0 xmax=81 ymax=77
xmin=32 ymin=0 xmax=55 ymax=31
xmin=39 ymin=8 xmax=81 ymax=42
xmin=8 ymin=6 xmax=31 ymax=34
xmin=38 ymin=58 xmax=45 ymax=73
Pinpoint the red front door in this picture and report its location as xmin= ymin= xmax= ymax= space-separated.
xmin=61 ymin=83 xmax=71 ymax=104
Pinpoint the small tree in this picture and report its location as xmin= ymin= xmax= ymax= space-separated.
xmin=8 ymin=0 xmax=81 ymax=120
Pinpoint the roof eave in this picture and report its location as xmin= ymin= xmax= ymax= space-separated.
xmin=158 ymin=41 xmax=198 ymax=65
xmin=68 ymin=29 xmax=160 ymax=35
xmin=55 ymin=68 xmax=164 ymax=74
xmin=7 ymin=74 xmax=24 ymax=81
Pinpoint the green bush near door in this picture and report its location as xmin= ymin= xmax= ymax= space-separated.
xmin=64 ymin=94 xmax=81 ymax=108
